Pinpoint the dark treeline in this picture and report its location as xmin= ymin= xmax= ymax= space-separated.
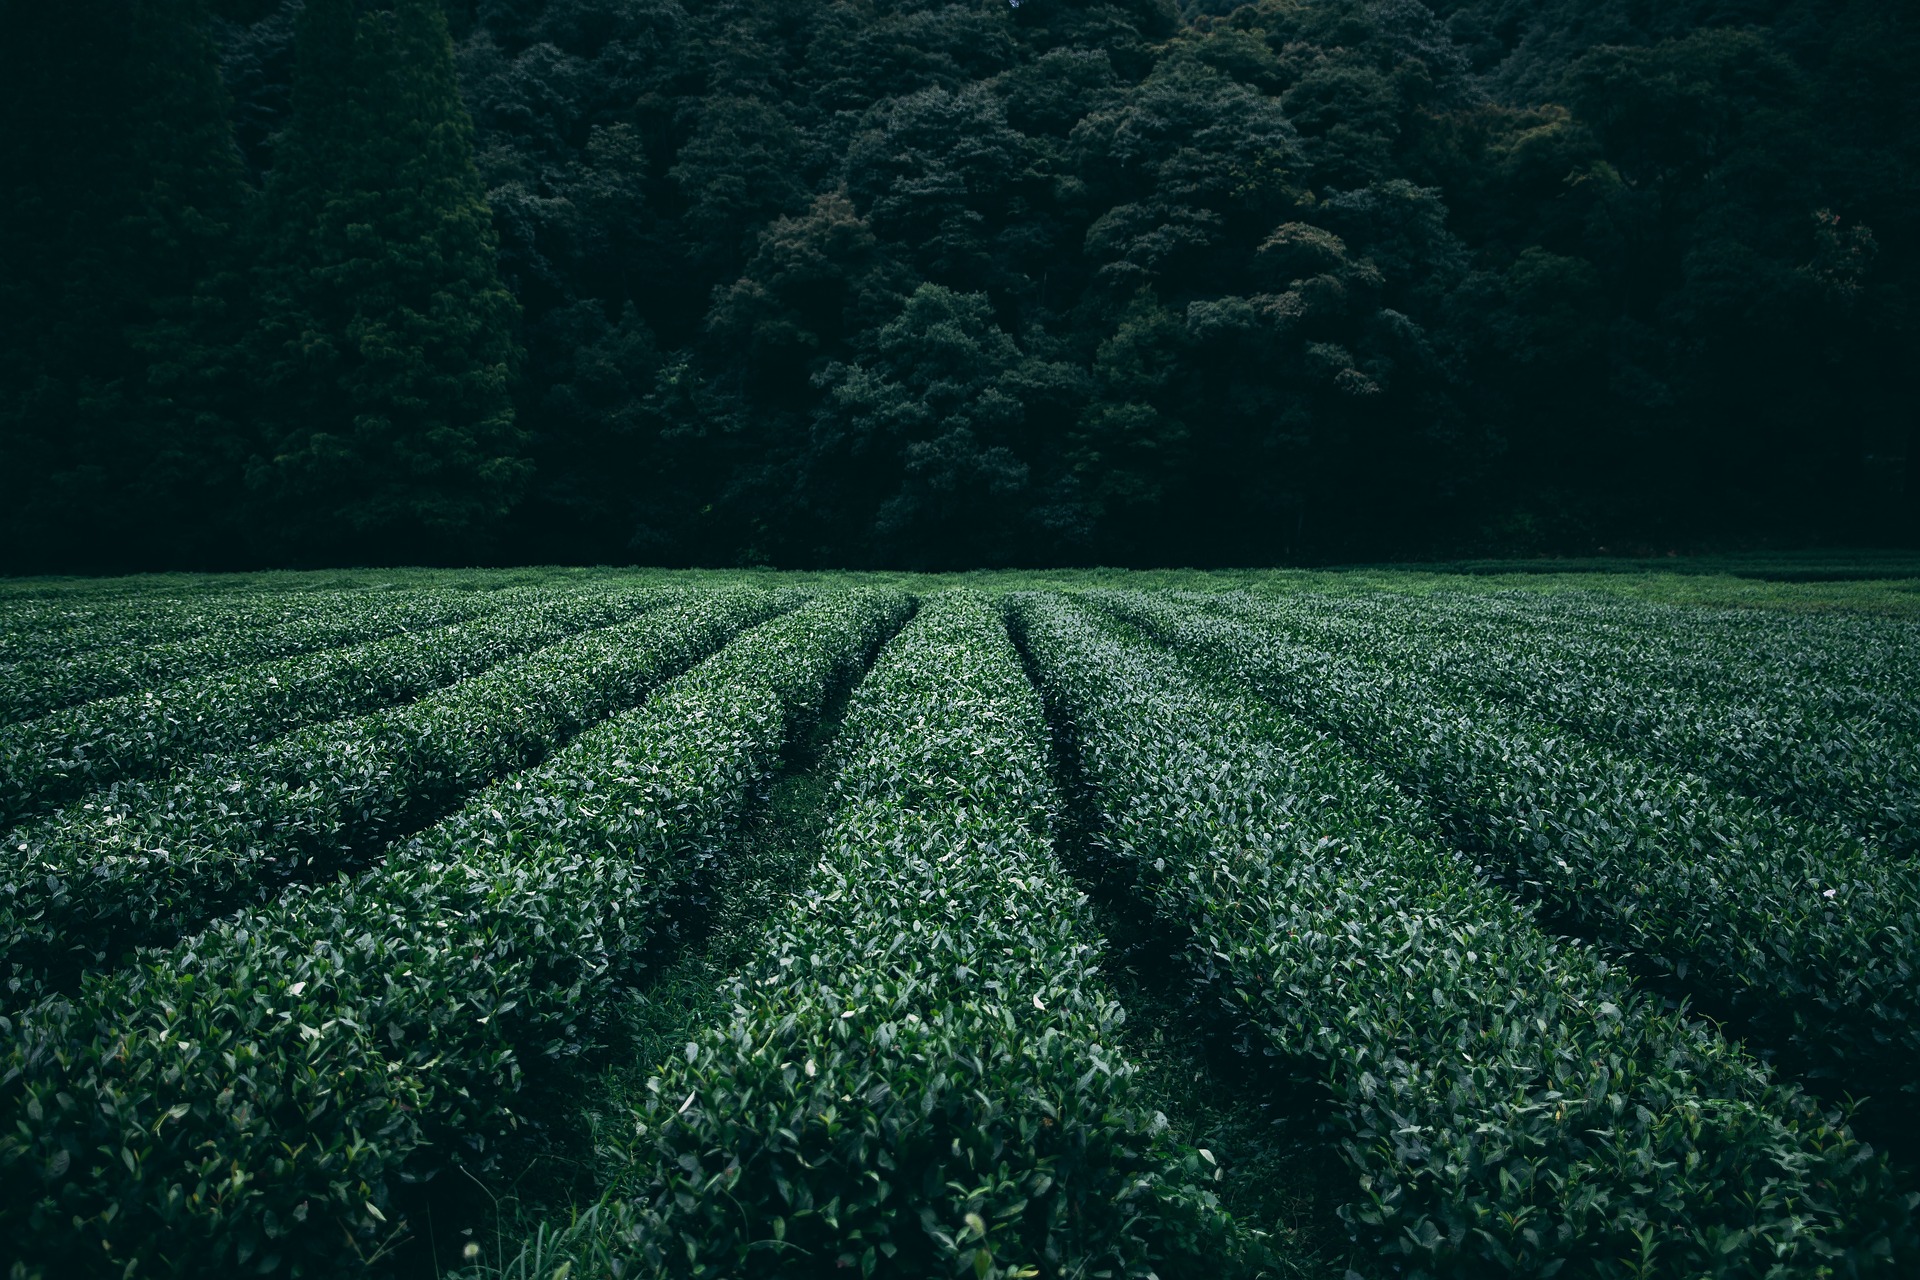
xmin=2 ymin=0 xmax=1915 ymax=569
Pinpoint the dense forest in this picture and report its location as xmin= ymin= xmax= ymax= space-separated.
xmin=2 ymin=0 xmax=1914 ymax=569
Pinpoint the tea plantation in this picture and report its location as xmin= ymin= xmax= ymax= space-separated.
xmin=2 ymin=565 xmax=1918 ymax=1278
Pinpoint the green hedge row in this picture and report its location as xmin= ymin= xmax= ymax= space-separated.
xmin=1237 ymin=586 xmax=1918 ymax=725
xmin=1213 ymin=590 xmax=1920 ymax=854
xmin=495 ymin=592 xmax=1262 ymax=1280
xmin=0 ymin=589 xmax=908 ymax=1278
xmin=0 ymin=586 xmax=465 ymax=668
xmin=0 ymin=585 xmax=662 ymax=827
xmin=1236 ymin=583 xmax=1912 ymax=702
xmin=1102 ymin=591 xmax=1920 ymax=1118
xmin=0 ymin=588 xmax=785 ymax=1003
xmin=0 ymin=586 xmax=523 ymax=725
xmin=1242 ymin=584 xmax=1919 ymax=715
xmin=1012 ymin=591 xmax=1918 ymax=1276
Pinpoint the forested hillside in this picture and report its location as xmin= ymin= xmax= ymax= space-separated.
xmin=2 ymin=0 xmax=1914 ymax=569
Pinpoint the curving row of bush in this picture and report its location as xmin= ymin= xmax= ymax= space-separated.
xmin=0 ymin=589 xmax=909 ymax=1279
xmin=0 ymin=583 xmax=408 ymax=660
xmin=490 ymin=592 xmax=1263 ymax=1280
xmin=1234 ymin=586 xmax=1919 ymax=734
xmin=0 ymin=586 xmax=451 ymax=668
xmin=1011 ymin=591 xmax=1918 ymax=1276
xmin=0 ymin=585 xmax=664 ymax=827
xmin=0 ymin=588 xmax=788 ymax=1003
xmin=1213 ymin=590 xmax=1920 ymax=853
xmin=1254 ymin=581 xmax=1920 ymax=705
xmin=1102 ymin=590 xmax=1920 ymax=1116
xmin=0 ymin=586 xmax=521 ymax=725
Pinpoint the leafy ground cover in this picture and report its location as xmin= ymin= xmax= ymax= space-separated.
xmin=0 ymin=589 xmax=789 ymax=1004
xmin=498 ymin=593 xmax=1265 ymax=1279
xmin=0 ymin=585 xmax=519 ymax=723
xmin=1098 ymin=591 xmax=1920 ymax=1125
xmin=0 ymin=561 xmax=1915 ymax=1278
xmin=1014 ymin=592 xmax=1913 ymax=1275
xmin=1202 ymin=590 xmax=1920 ymax=853
xmin=0 ymin=585 xmax=663 ymax=825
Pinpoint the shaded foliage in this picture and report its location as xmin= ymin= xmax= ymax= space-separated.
xmin=1 ymin=0 xmax=1914 ymax=569
xmin=247 ymin=0 xmax=527 ymax=563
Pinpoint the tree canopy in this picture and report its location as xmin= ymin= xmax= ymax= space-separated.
xmin=1 ymin=0 xmax=1913 ymax=568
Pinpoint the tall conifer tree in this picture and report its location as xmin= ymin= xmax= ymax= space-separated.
xmin=0 ymin=0 xmax=247 ymax=571
xmin=249 ymin=0 xmax=527 ymax=563
xmin=126 ymin=0 xmax=255 ymax=563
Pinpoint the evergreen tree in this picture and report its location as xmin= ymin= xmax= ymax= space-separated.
xmin=126 ymin=0 xmax=257 ymax=565
xmin=249 ymin=0 xmax=527 ymax=563
xmin=0 ymin=0 xmax=247 ymax=572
